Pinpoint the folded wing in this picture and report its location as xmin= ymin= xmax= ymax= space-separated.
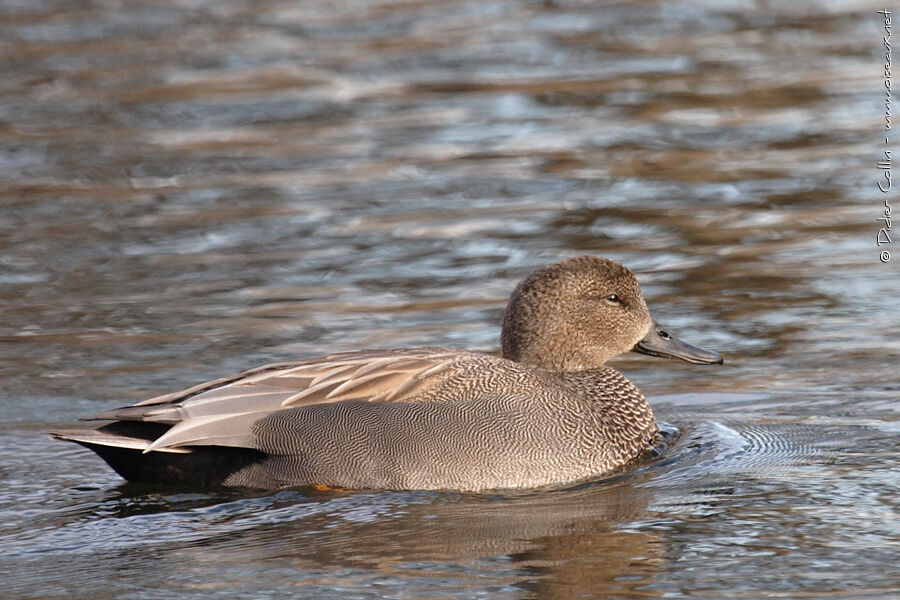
xmin=78 ymin=348 xmax=464 ymax=453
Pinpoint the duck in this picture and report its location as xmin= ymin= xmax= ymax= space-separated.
xmin=51 ymin=255 xmax=723 ymax=491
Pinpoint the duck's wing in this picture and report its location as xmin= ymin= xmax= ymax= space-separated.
xmin=77 ymin=348 xmax=468 ymax=453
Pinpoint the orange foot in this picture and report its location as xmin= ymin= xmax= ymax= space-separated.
xmin=309 ymin=483 xmax=350 ymax=492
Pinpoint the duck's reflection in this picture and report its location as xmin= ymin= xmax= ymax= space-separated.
xmin=114 ymin=476 xmax=664 ymax=598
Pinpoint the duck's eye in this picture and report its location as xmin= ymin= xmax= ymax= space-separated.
xmin=605 ymin=294 xmax=621 ymax=304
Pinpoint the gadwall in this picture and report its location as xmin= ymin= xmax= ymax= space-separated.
xmin=52 ymin=256 xmax=723 ymax=491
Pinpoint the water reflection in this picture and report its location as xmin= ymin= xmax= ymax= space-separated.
xmin=7 ymin=475 xmax=666 ymax=597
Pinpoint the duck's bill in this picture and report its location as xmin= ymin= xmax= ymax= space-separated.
xmin=633 ymin=321 xmax=724 ymax=365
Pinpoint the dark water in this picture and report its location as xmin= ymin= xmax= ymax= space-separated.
xmin=2 ymin=0 xmax=898 ymax=598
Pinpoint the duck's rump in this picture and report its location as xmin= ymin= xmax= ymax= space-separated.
xmin=51 ymin=422 xmax=266 ymax=487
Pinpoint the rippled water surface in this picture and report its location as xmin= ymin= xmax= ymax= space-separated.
xmin=2 ymin=1 xmax=898 ymax=598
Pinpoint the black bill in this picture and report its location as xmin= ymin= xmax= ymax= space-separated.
xmin=633 ymin=321 xmax=724 ymax=365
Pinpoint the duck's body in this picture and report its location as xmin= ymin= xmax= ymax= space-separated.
xmin=52 ymin=256 xmax=722 ymax=491
xmin=56 ymin=349 xmax=656 ymax=490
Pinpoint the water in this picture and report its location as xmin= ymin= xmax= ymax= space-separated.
xmin=2 ymin=0 xmax=897 ymax=598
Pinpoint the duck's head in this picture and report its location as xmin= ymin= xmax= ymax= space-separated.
xmin=500 ymin=255 xmax=723 ymax=371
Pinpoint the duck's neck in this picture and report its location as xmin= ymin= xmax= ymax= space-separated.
xmin=504 ymin=349 xmax=617 ymax=373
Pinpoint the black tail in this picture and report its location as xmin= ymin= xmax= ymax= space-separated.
xmin=52 ymin=422 xmax=265 ymax=486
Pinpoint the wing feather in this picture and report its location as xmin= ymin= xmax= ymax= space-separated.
xmin=144 ymin=410 xmax=275 ymax=452
xmin=83 ymin=348 xmax=475 ymax=452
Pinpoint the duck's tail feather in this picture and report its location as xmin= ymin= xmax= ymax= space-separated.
xmin=50 ymin=423 xmax=265 ymax=486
